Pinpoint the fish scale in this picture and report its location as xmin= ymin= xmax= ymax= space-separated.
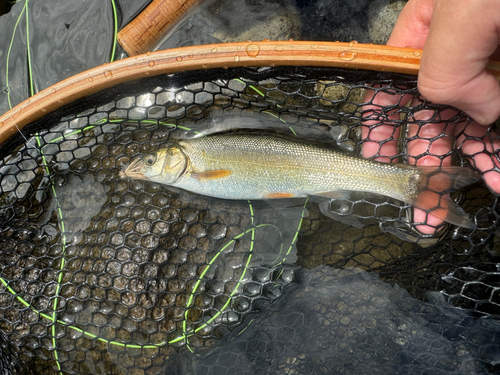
xmin=123 ymin=133 xmax=479 ymax=229
xmin=178 ymin=135 xmax=415 ymax=200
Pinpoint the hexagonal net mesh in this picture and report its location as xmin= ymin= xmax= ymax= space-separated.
xmin=0 ymin=66 xmax=499 ymax=374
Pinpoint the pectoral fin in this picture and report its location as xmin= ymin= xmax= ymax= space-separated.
xmin=191 ymin=169 xmax=232 ymax=181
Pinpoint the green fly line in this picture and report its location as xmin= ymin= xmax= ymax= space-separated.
xmin=0 ymin=113 xmax=309 ymax=372
xmin=110 ymin=0 xmax=118 ymax=62
xmin=0 ymin=1 xmax=309 ymax=371
xmin=24 ymin=0 xmax=33 ymax=97
xmin=0 ymin=63 xmax=307 ymax=373
xmin=234 ymin=78 xmax=298 ymax=135
xmin=35 ymin=133 xmax=66 ymax=373
xmin=0 ymin=70 xmax=310 ymax=371
xmin=6 ymin=0 xmax=34 ymax=105
xmin=5 ymin=0 xmax=119 ymax=112
xmin=5 ymin=0 xmax=27 ymax=109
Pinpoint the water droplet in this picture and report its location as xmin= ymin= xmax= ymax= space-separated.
xmin=288 ymin=38 xmax=294 ymax=42
xmin=202 ymin=64 xmax=207 ymax=69
xmin=338 ymin=51 xmax=357 ymax=61
xmin=188 ymin=53 xmax=194 ymax=58
xmin=237 ymin=46 xmax=241 ymax=50
xmin=234 ymin=55 xmax=240 ymax=62
xmin=262 ymin=38 xmax=270 ymax=42
xmin=348 ymin=40 xmax=358 ymax=47
xmin=146 ymin=52 xmax=151 ymax=56
xmin=41 ymin=108 xmax=47 ymax=113
xmin=275 ymin=45 xmax=283 ymax=51
xmin=223 ymin=66 xmax=229 ymax=69
xmin=310 ymin=44 xmax=318 ymax=49
xmin=246 ymin=44 xmax=260 ymax=57
xmin=50 ymin=88 xmax=56 ymax=94
xmin=148 ymin=60 xmax=155 ymax=67
xmin=176 ymin=56 xmax=182 ymax=62
xmin=413 ymin=51 xmax=421 ymax=57
xmin=87 ymin=77 xmax=93 ymax=82
xmin=104 ymin=70 xmax=113 ymax=79
xmin=210 ymin=47 xmax=218 ymax=53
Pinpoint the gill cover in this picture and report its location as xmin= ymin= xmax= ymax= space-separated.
xmin=143 ymin=146 xmax=188 ymax=184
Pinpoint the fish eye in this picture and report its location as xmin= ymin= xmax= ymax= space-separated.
xmin=144 ymin=154 xmax=156 ymax=166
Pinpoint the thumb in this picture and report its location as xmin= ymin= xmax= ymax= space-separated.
xmin=418 ymin=0 xmax=500 ymax=125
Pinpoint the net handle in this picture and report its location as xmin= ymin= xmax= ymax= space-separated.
xmin=1 ymin=40 xmax=500 ymax=147
xmin=117 ymin=0 xmax=202 ymax=56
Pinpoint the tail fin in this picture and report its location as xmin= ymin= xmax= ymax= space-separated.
xmin=409 ymin=166 xmax=480 ymax=229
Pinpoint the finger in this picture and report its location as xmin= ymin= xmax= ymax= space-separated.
xmin=455 ymin=122 xmax=500 ymax=194
xmin=387 ymin=0 xmax=435 ymax=48
xmin=472 ymin=153 xmax=500 ymax=194
xmin=418 ymin=0 xmax=500 ymax=124
xmin=407 ymin=109 xmax=454 ymax=167
xmin=362 ymin=88 xmax=409 ymax=162
xmin=375 ymin=0 xmax=438 ymax=231
xmin=361 ymin=90 xmax=400 ymax=162
xmin=362 ymin=0 xmax=434 ymax=161
xmin=408 ymin=106 xmax=456 ymax=234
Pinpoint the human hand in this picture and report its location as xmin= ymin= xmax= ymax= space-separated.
xmin=362 ymin=0 xmax=500 ymax=234
xmin=390 ymin=0 xmax=500 ymax=125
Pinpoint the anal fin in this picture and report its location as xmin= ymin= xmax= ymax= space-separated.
xmin=315 ymin=190 xmax=351 ymax=200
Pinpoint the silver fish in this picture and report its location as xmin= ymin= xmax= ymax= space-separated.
xmin=121 ymin=134 xmax=479 ymax=228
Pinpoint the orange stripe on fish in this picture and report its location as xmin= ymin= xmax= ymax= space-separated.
xmin=264 ymin=192 xmax=295 ymax=198
xmin=191 ymin=169 xmax=232 ymax=181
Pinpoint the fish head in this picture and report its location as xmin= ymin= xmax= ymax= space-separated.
xmin=155 ymin=146 xmax=188 ymax=183
xmin=120 ymin=146 xmax=188 ymax=184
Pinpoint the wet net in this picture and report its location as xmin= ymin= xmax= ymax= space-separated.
xmin=0 ymin=66 xmax=499 ymax=374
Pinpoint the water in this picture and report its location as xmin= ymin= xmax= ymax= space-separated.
xmin=171 ymin=266 xmax=500 ymax=375
xmin=0 ymin=0 xmax=499 ymax=373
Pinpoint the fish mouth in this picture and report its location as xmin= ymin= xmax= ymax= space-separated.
xmin=120 ymin=158 xmax=146 ymax=180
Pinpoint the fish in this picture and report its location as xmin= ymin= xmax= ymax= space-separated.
xmin=120 ymin=133 xmax=480 ymax=229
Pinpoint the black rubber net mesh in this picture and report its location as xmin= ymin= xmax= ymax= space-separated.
xmin=0 ymin=66 xmax=499 ymax=375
